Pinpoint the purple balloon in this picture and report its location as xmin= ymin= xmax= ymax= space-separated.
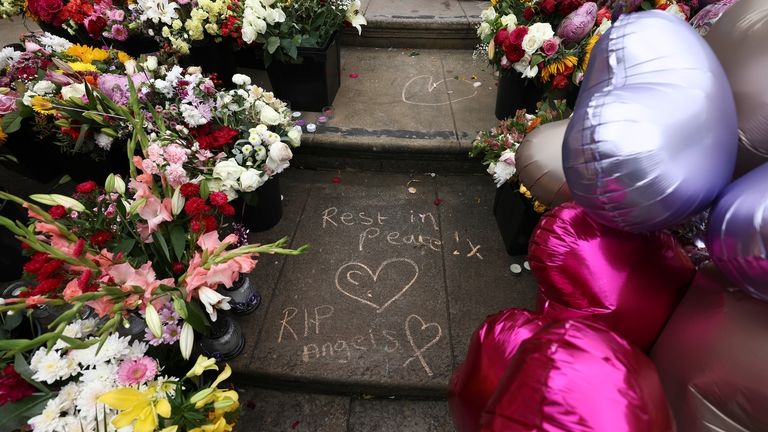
xmin=563 ymin=11 xmax=738 ymax=232
xmin=706 ymin=162 xmax=768 ymax=301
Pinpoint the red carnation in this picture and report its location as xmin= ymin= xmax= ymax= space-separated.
xmin=180 ymin=183 xmax=201 ymax=198
xmin=218 ymin=203 xmax=236 ymax=216
xmin=208 ymin=192 xmax=229 ymax=206
xmin=523 ymin=6 xmax=535 ymax=21
xmin=77 ymin=269 xmax=92 ymax=291
xmin=75 ymin=180 xmax=98 ymax=194
xmin=552 ymin=74 xmax=570 ymax=89
xmin=504 ymin=43 xmax=526 ymax=63
xmin=90 ymin=230 xmax=113 ymax=248
xmin=61 ymin=127 xmax=81 ymax=140
xmin=23 ymin=253 xmax=49 ymax=274
xmin=31 ymin=277 xmax=63 ymax=296
xmin=37 ymin=259 xmax=63 ymax=280
xmin=540 ymin=0 xmax=556 ymax=15
xmin=508 ymin=26 xmax=529 ymax=46
xmin=71 ymin=238 xmax=86 ymax=258
xmin=0 ymin=364 xmax=35 ymax=406
xmin=184 ymin=197 xmax=210 ymax=216
xmin=596 ymin=7 xmax=612 ymax=25
xmin=200 ymin=214 xmax=218 ymax=232
xmin=48 ymin=205 xmax=67 ymax=219
xmin=494 ymin=28 xmax=509 ymax=47
xmin=191 ymin=124 xmax=240 ymax=151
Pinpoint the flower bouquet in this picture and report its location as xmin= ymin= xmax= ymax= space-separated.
xmin=470 ymin=99 xmax=568 ymax=255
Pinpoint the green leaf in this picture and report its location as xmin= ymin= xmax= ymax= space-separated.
xmin=199 ymin=180 xmax=210 ymax=200
xmin=154 ymin=232 xmax=171 ymax=263
xmin=267 ymin=36 xmax=280 ymax=54
xmin=114 ymin=238 xmax=136 ymax=256
xmin=170 ymin=225 xmax=187 ymax=261
xmin=185 ymin=301 xmax=210 ymax=336
xmin=0 ymin=393 xmax=51 ymax=430
xmin=14 ymin=353 xmax=50 ymax=393
xmin=1 ymin=110 xmax=23 ymax=134
xmin=173 ymin=297 xmax=188 ymax=320
xmin=74 ymin=124 xmax=90 ymax=152
xmin=3 ymin=311 xmax=22 ymax=331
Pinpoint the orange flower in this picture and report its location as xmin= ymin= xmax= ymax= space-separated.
xmin=526 ymin=117 xmax=542 ymax=133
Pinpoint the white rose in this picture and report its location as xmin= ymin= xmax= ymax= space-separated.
xmin=500 ymin=14 xmax=517 ymax=30
xmin=239 ymin=169 xmax=265 ymax=192
xmin=232 ymin=74 xmax=251 ymax=86
xmin=32 ymin=80 xmax=56 ymax=95
xmin=207 ymin=179 xmax=239 ymax=201
xmin=22 ymin=90 xmax=37 ymax=106
xmin=513 ymin=54 xmax=538 ymax=78
xmin=268 ymin=141 xmax=293 ymax=163
xmin=286 ymin=126 xmax=302 ymax=147
xmin=213 ymin=159 xmax=246 ymax=183
xmin=477 ymin=22 xmax=492 ymax=40
xmin=124 ymin=59 xmax=138 ymax=75
xmin=60 ymin=83 xmax=86 ymax=101
xmin=479 ymin=7 xmax=496 ymax=22
xmin=259 ymin=105 xmax=281 ymax=125
xmin=528 ymin=22 xmax=554 ymax=41
xmin=241 ymin=26 xmax=257 ymax=44
xmin=521 ymin=32 xmax=544 ymax=54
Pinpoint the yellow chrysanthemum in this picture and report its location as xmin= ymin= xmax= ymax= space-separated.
xmin=540 ymin=55 xmax=579 ymax=82
xmin=31 ymin=96 xmax=56 ymax=115
xmin=491 ymin=0 xmax=498 ymax=5
xmin=533 ymin=201 xmax=548 ymax=213
xmin=65 ymin=44 xmax=109 ymax=64
xmin=581 ymin=33 xmax=601 ymax=71
xmin=0 ymin=126 xmax=7 ymax=144
xmin=117 ymin=51 xmax=133 ymax=64
xmin=66 ymin=62 xmax=99 ymax=72
xmin=519 ymin=183 xmax=532 ymax=199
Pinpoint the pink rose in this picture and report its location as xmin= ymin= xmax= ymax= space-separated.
xmin=0 ymin=94 xmax=16 ymax=115
xmin=541 ymin=37 xmax=560 ymax=57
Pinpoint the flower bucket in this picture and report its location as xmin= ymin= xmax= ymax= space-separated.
xmin=35 ymin=21 xmax=80 ymax=44
xmin=77 ymin=34 xmax=161 ymax=57
xmin=495 ymin=72 xmax=543 ymax=120
xmin=199 ymin=313 xmax=245 ymax=361
xmin=0 ymin=199 xmax=25 ymax=282
xmin=493 ymin=181 xmax=542 ymax=256
xmin=219 ymin=275 xmax=261 ymax=315
xmin=265 ymin=34 xmax=340 ymax=112
xmin=235 ymin=176 xmax=283 ymax=232
xmin=63 ymin=145 xmax=128 ymax=183
xmin=2 ymin=119 xmax=65 ymax=183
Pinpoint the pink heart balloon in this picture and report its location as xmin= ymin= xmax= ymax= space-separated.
xmin=449 ymin=309 xmax=548 ymax=432
xmin=528 ymin=202 xmax=695 ymax=350
xmin=481 ymin=319 xmax=675 ymax=432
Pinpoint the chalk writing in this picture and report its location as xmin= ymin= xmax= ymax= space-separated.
xmin=403 ymin=314 xmax=442 ymax=377
xmin=322 ymin=207 xmax=387 ymax=228
xmin=401 ymin=75 xmax=478 ymax=106
xmin=278 ymin=305 xmax=335 ymax=343
xmin=334 ymin=258 xmax=419 ymax=313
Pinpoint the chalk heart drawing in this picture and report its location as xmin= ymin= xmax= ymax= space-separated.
xmin=402 ymin=75 xmax=478 ymax=106
xmin=404 ymin=314 xmax=442 ymax=377
xmin=334 ymin=258 xmax=419 ymax=313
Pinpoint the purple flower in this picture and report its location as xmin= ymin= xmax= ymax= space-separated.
xmin=163 ymin=322 xmax=181 ymax=343
xmin=110 ymin=24 xmax=129 ymax=41
xmin=0 ymin=94 xmax=16 ymax=115
xmin=144 ymin=326 xmax=165 ymax=346
xmin=97 ymin=73 xmax=148 ymax=105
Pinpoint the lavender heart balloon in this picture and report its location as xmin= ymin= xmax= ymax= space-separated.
xmin=706 ymin=162 xmax=768 ymax=301
xmin=563 ymin=11 xmax=738 ymax=232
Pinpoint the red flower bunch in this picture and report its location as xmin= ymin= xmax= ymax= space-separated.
xmin=58 ymin=0 xmax=94 ymax=25
xmin=0 ymin=364 xmax=35 ymax=406
xmin=220 ymin=15 xmax=242 ymax=42
xmin=495 ymin=27 xmax=528 ymax=63
xmin=75 ymin=180 xmax=98 ymax=194
xmin=190 ymin=124 xmax=240 ymax=151
xmin=21 ymin=252 xmax=66 ymax=298
xmin=26 ymin=0 xmax=65 ymax=24
xmin=180 ymin=184 xmax=236 ymax=233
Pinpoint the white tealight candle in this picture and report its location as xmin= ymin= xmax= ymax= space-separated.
xmin=306 ymin=123 xmax=317 ymax=133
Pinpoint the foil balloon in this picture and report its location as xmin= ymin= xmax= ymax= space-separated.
xmin=481 ymin=319 xmax=674 ymax=432
xmin=690 ymin=0 xmax=741 ymax=36
xmin=515 ymin=119 xmax=572 ymax=208
xmin=563 ymin=11 xmax=738 ymax=232
xmin=528 ymin=202 xmax=695 ymax=350
xmin=651 ymin=265 xmax=768 ymax=432
xmin=706 ymin=162 xmax=768 ymax=301
xmin=705 ymin=0 xmax=768 ymax=175
xmin=450 ymin=309 xmax=547 ymax=432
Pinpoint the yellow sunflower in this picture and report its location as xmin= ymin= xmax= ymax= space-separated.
xmin=31 ymin=96 xmax=57 ymax=115
xmin=540 ymin=55 xmax=579 ymax=82
xmin=581 ymin=33 xmax=601 ymax=72
xmin=65 ymin=44 xmax=109 ymax=64
xmin=66 ymin=62 xmax=99 ymax=72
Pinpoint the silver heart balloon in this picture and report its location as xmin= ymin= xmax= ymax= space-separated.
xmin=563 ymin=11 xmax=738 ymax=232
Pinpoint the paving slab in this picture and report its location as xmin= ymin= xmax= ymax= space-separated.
xmin=348 ymin=398 xmax=455 ymax=432
xmin=233 ymin=169 xmax=536 ymax=396
xmin=365 ymin=0 xmax=468 ymax=22
xmin=0 ymin=18 xmax=39 ymax=46
xmin=436 ymin=175 xmax=538 ymax=365
xmin=238 ymin=387 xmax=350 ymax=432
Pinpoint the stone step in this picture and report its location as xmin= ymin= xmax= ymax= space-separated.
xmin=238 ymin=385 xmax=456 ymax=431
xmin=230 ymin=168 xmax=537 ymax=397
xmin=339 ymin=0 xmax=486 ymax=50
xmin=242 ymin=46 xmax=502 ymax=173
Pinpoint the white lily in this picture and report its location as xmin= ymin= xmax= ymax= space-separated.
xmin=345 ymin=0 xmax=367 ymax=35
xmin=198 ymin=287 xmax=232 ymax=322
xmin=180 ymin=322 xmax=194 ymax=360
